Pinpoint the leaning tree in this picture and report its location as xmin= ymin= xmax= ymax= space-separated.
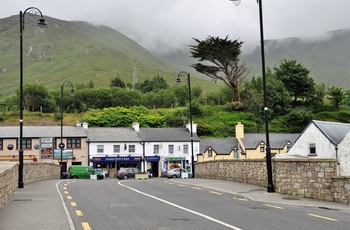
xmin=189 ymin=36 xmax=249 ymax=102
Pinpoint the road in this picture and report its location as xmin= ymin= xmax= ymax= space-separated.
xmin=59 ymin=178 xmax=350 ymax=230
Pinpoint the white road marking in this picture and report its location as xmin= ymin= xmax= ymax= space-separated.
xmin=118 ymin=182 xmax=243 ymax=230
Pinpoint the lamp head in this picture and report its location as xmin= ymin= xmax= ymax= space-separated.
xmin=69 ymin=88 xmax=75 ymax=96
xmin=176 ymin=78 xmax=181 ymax=85
xmin=38 ymin=18 xmax=47 ymax=27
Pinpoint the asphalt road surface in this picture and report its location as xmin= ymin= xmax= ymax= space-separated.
xmin=59 ymin=178 xmax=350 ymax=230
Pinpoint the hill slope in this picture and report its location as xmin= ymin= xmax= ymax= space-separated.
xmin=0 ymin=16 xmax=216 ymax=96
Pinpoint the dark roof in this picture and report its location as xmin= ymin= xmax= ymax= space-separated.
xmin=242 ymin=133 xmax=299 ymax=149
xmin=0 ymin=126 xmax=87 ymax=138
xmin=311 ymin=120 xmax=350 ymax=145
xmin=199 ymin=138 xmax=238 ymax=154
xmin=138 ymin=128 xmax=200 ymax=142
xmin=87 ymin=127 xmax=140 ymax=142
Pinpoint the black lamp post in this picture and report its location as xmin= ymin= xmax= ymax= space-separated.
xmin=19 ymin=7 xmax=47 ymax=188
xmin=176 ymin=71 xmax=195 ymax=178
xmin=230 ymin=0 xmax=274 ymax=192
xmin=59 ymin=81 xmax=75 ymax=179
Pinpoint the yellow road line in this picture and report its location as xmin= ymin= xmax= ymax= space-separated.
xmin=64 ymin=183 xmax=67 ymax=186
xmin=308 ymin=214 xmax=338 ymax=221
xmin=192 ymin=187 xmax=202 ymax=190
xmin=75 ymin=210 xmax=83 ymax=216
xmin=67 ymin=196 xmax=72 ymax=200
xmin=70 ymin=202 xmax=77 ymax=207
xmin=82 ymin=222 xmax=91 ymax=230
xmin=210 ymin=191 xmax=222 ymax=195
xmin=177 ymin=184 xmax=185 ymax=187
xmin=63 ymin=187 xmax=67 ymax=190
xmin=235 ymin=198 xmax=247 ymax=201
xmin=264 ymin=204 xmax=284 ymax=209
xmin=64 ymin=191 xmax=69 ymax=194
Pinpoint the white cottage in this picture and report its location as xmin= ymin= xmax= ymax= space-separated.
xmin=284 ymin=120 xmax=350 ymax=176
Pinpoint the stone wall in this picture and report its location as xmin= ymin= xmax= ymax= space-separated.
xmin=195 ymin=158 xmax=350 ymax=205
xmin=0 ymin=162 xmax=60 ymax=210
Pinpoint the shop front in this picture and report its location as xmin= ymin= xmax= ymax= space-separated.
xmin=92 ymin=156 xmax=143 ymax=178
xmin=164 ymin=157 xmax=188 ymax=171
xmin=145 ymin=156 xmax=160 ymax=177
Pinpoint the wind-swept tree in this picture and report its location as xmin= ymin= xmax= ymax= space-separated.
xmin=189 ymin=36 xmax=249 ymax=102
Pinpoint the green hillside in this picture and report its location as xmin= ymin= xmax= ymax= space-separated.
xmin=0 ymin=15 xmax=220 ymax=96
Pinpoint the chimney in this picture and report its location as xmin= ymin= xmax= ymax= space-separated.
xmin=76 ymin=121 xmax=88 ymax=129
xmin=186 ymin=122 xmax=197 ymax=133
xmin=132 ymin=122 xmax=140 ymax=132
xmin=235 ymin=122 xmax=244 ymax=138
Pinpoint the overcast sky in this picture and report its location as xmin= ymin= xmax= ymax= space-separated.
xmin=1 ymin=0 xmax=349 ymax=53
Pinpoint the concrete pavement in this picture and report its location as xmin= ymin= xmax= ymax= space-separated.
xmin=0 ymin=178 xmax=348 ymax=230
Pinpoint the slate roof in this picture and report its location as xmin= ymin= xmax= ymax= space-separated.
xmin=138 ymin=128 xmax=200 ymax=142
xmin=87 ymin=127 xmax=140 ymax=142
xmin=199 ymin=138 xmax=238 ymax=154
xmin=0 ymin=126 xmax=87 ymax=138
xmin=242 ymin=133 xmax=299 ymax=149
xmin=307 ymin=120 xmax=350 ymax=145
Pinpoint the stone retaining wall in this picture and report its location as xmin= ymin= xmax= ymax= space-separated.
xmin=195 ymin=158 xmax=350 ymax=205
xmin=0 ymin=162 xmax=60 ymax=210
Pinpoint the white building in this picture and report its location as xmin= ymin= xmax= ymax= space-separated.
xmin=284 ymin=120 xmax=350 ymax=176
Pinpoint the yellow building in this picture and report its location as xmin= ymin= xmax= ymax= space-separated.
xmin=198 ymin=122 xmax=299 ymax=162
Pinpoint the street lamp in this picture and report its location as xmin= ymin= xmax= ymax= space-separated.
xmin=19 ymin=7 xmax=47 ymax=188
xmin=176 ymin=71 xmax=195 ymax=178
xmin=230 ymin=0 xmax=274 ymax=192
xmin=59 ymin=81 xmax=75 ymax=179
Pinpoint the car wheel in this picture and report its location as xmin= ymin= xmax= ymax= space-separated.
xmin=172 ymin=174 xmax=177 ymax=178
xmin=72 ymin=176 xmax=78 ymax=179
xmin=123 ymin=175 xmax=129 ymax=180
xmin=97 ymin=176 xmax=101 ymax=180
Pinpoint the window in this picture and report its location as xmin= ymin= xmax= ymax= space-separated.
xmin=234 ymin=147 xmax=239 ymax=159
xmin=97 ymin=145 xmax=104 ymax=153
xmin=129 ymin=145 xmax=135 ymax=153
xmin=183 ymin=144 xmax=189 ymax=154
xmin=208 ymin=148 xmax=213 ymax=157
xmin=286 ymin=143 xmax=292 ymax=152
xmin=153 ymin=145 xmax=159 ymax=155
xmin=67 ymin=138 xmax=81 ymax=148
xmin=0 ymin=139 xmax=3 ymax=150
xmin=113 ymin=145 xmax=120 ymax=153
xmin=168 ymin=145 xmax=174 ymax=154
xmin=260 ymin=143 xmax=265 ymax=153
xmin=309 ymin=143 xmax=316 ymax=156
xmin=17 ymin=138 xmax=31 ymax=149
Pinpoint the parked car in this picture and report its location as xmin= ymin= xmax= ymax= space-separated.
xmin=165 ymin=168 xmax=192 ymax=178
xmin=116 ymin=167 xmax=150 ymax=180
xmin=68 ymin=165 xmax=104 ymax=180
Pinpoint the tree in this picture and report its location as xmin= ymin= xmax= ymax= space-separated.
xmin=22 ymin=83 xmax=55 ymax=112
xmin=315 ymin=83 xmax=327 ymax=105
xmin=328 ymin=86 xmax=344 ymax=110
xmin=273 ymin=59 xmax=315 ymax=103
xmin=136 ymin=75 xmax=169 ymax=93
xmin=110 ymin=75 xmax=126 ymax=88
xmin=189 ymin=36 xmax=249 ymax=102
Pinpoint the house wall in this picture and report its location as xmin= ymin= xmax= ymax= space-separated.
xmin=337 ymin=132 xmax=350 ymax=176
xmin=195 ymin=158 xmax=350 ymax=205
xmin=287 ymin=123 xmax=336 ymax=157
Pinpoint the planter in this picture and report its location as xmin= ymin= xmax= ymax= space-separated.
xmin=90 ymin=174 xmax=97 ymax=180
xmin=135 ymin=174 xmax=148 ymax=180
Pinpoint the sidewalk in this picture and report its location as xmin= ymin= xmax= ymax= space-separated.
xmin=173 ymin=178 xmax=350 ymax=211
xmin=0 ymin=180 xmax=74 ymax=230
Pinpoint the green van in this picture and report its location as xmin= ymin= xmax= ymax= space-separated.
xmin=68 ymin=165 xmax=104 ymax=180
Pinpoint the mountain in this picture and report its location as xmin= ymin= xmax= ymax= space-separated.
xmin=0 ymin=15 xmax=214 ymax=96
xmin=163 ymin=29 xmax=350 ymax=89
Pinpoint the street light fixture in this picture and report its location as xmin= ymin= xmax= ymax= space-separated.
xmin=176 ymin=71 xmax=195 ymax=178
xmin=230 ymin=0 xmax=274 ymax=192
xmin=59 ymin=81 xmax=75 ymax=179
xmin=19 ymin=7 xmax=47 ymax=188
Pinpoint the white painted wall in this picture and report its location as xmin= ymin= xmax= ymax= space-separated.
xmin=287 ymin=123 xmax=336 ymax=158
xmin=337 ymin=132 xmax=350 ymax=176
